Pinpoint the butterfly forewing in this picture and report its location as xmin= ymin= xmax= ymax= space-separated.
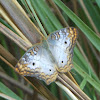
xmin=47 ymin=27 xmax=78 ymax=72
xmin=15 ymin=44 xmax=58 ymax=85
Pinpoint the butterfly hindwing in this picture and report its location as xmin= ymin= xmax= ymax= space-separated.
xmin=47 ymin=27 xmax=78 ymax=72
xmin=15 ymin=44 xmax=58 ymax=85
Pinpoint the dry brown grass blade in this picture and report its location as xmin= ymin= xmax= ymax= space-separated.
xmin=0 ymin=0 xmax=44 ymax=44
xmin=67 ymin=72 xmax=79 ymax=86
xmin=0 ymin=6 xmax=32 ymax=46
xmin=0 ymin=45 xmax=57 ymax=100
xmin=59 ymin=74 xmax=91 ymax=100
xmin=56 ymin=81 xmax=78 ymax=100
xmin=0 ymin=71 xmax=33 ymax=95
xmin=57 ymin=75 xmax=83 ymax=99
xmin=71 ymin=0 xmax=78 ymax=15
xmin=0 ymin=44 xmax=17 ymax=66
xmin=0 ymin=23 xmax=30 ymax=51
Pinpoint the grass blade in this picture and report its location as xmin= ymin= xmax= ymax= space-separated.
xmin=0 ymin=82 xmax=22 ymax=100
xmin=95 ymin=0 xmax=100 ymax=8
xmin=53 ymin=0 xmax=100 ymax=51
xmin=74 ymin=62 xmax=100 ymax=92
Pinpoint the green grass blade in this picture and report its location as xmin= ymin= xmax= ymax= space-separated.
xmin=36 ymin=0 xmax=63 ymax=30
xmin=81 ymin=0 xmax=100 ymax=32
xmin=53 ymin=0 xmax=100 ymax=51
xmin=0 ymin=82 xmax=22 ymax=100
xmin=74 ymin=47 xmax=100 ymax=83
xmin=74 ymin=62 xmax=100 ymax=93
xmin=80 ymin=78 xmax=87 ymax=90
xmin=95 ymin=0 xmax=100 ymax=8
xmin=30 ymin=0 xmax=56 ymax=33
xmin=26 ymin=0 xmax=47 ymax=37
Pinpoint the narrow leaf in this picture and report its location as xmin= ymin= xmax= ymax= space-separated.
xmin=53 ymin=0 xmax=100 ymax=51
xmin=0 ymin=82 xmax=22 ymax=100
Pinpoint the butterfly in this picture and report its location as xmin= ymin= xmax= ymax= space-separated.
xmin=15 ymin=27 xmax=78 ymax=85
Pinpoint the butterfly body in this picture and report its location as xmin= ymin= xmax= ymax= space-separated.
xmin=15 ymin=27 xmax=78 ymax=85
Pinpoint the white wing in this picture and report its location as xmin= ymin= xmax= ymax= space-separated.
xmin=47 ymin=27 xmax=78 ymax=72
xmin=15 ymin=27 xmax=78 ymax=84
xmin=15 ymin=44 xmax=58 ymax=85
